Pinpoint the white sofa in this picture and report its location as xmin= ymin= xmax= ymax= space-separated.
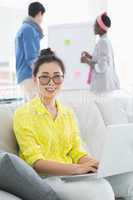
xmin=59 ymin=90 xmax=133 ymax=159
xmin=0 ymin=90 xmax=133 ymax=199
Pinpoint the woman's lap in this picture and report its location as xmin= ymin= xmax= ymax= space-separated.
xmin=43 ymin=176 xmax=115 ymax=200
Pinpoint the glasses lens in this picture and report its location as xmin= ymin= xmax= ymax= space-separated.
xmin=39 ymin=76 xmax=50 ymax=85
xmin=53 ymin=75 xmax=64 ymax=84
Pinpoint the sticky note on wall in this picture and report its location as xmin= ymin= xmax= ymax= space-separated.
xmin=74 ymin=70 xmax=81 ymax=79
xmin=64 ymin=39 xmax=71 ymax=46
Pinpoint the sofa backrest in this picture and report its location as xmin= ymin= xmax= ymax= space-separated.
xmin=58 ymin=91 xmax=107 ymax=159
xmin=0 ymin=104 xmax=18 ymax=154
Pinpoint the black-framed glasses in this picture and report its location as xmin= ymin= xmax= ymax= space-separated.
xmin=38 ymin=75 xmax=64 ymax=85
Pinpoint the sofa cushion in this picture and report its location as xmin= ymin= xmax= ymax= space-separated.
xmin=0 ymin=152 xmax=60 ymax=200
xmin=0 ymin=104 xmax=18 ymax=154
xmin=95 ymin=98 xmax=129 ymax=125
xmin=0 ymin=190 xmax=22 ymax=200
xmin=66 ymin=101 xmax=107 ymax=160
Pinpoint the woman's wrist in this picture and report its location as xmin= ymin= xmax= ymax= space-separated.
xmin=71 ymin=163 xmax=85 ymax=175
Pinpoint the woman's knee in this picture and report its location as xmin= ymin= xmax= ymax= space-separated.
xmin=95 ymin=178 xmax=115 ymax=200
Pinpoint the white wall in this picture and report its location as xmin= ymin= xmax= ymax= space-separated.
xmin=0 ymin=6 xmax=26 ymax=63
xmin=44 ymin=0 xmax=107 ymax=25
xmin=108 ymin=0 xmax=133 ymax=90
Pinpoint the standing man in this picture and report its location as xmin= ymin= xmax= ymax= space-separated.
xmin=81 ymin=12 xmax=120 ymax=94
xmin=15 ymin=2 xmax=45 ymax=99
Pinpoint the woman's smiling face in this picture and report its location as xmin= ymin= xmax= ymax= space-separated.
xmin=34 ymin=62 xmax=64 ymax=99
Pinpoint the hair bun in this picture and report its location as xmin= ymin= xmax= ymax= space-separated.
xmin=102 ymin=13 xmax=111 ymax=28
xmin=40 ymin=48 xmax=55 ymax=57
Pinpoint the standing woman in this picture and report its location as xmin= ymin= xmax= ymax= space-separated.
xmin=13 ymin=48 xmax=114 ymax=200
xmin=81 ymin=12 xmax=120 ymax=94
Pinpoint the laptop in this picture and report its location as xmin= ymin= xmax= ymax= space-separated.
xmin=60 ymin=124 xmax=133 ymax=181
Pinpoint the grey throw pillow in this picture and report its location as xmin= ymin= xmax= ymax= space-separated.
xmin=0 ymin=152 xmax=60 ymax=200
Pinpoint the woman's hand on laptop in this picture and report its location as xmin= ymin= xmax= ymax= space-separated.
xmin=76 ymin=158 xmax=99 ymax=175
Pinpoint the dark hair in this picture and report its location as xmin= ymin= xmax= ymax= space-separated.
xmin=102 ymin=13 xmax=111 ymax=28
xmin=28 ymin=2 xmax=45 ymax=17
xmin=33 ymin=48 xmax=66 ymax=77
